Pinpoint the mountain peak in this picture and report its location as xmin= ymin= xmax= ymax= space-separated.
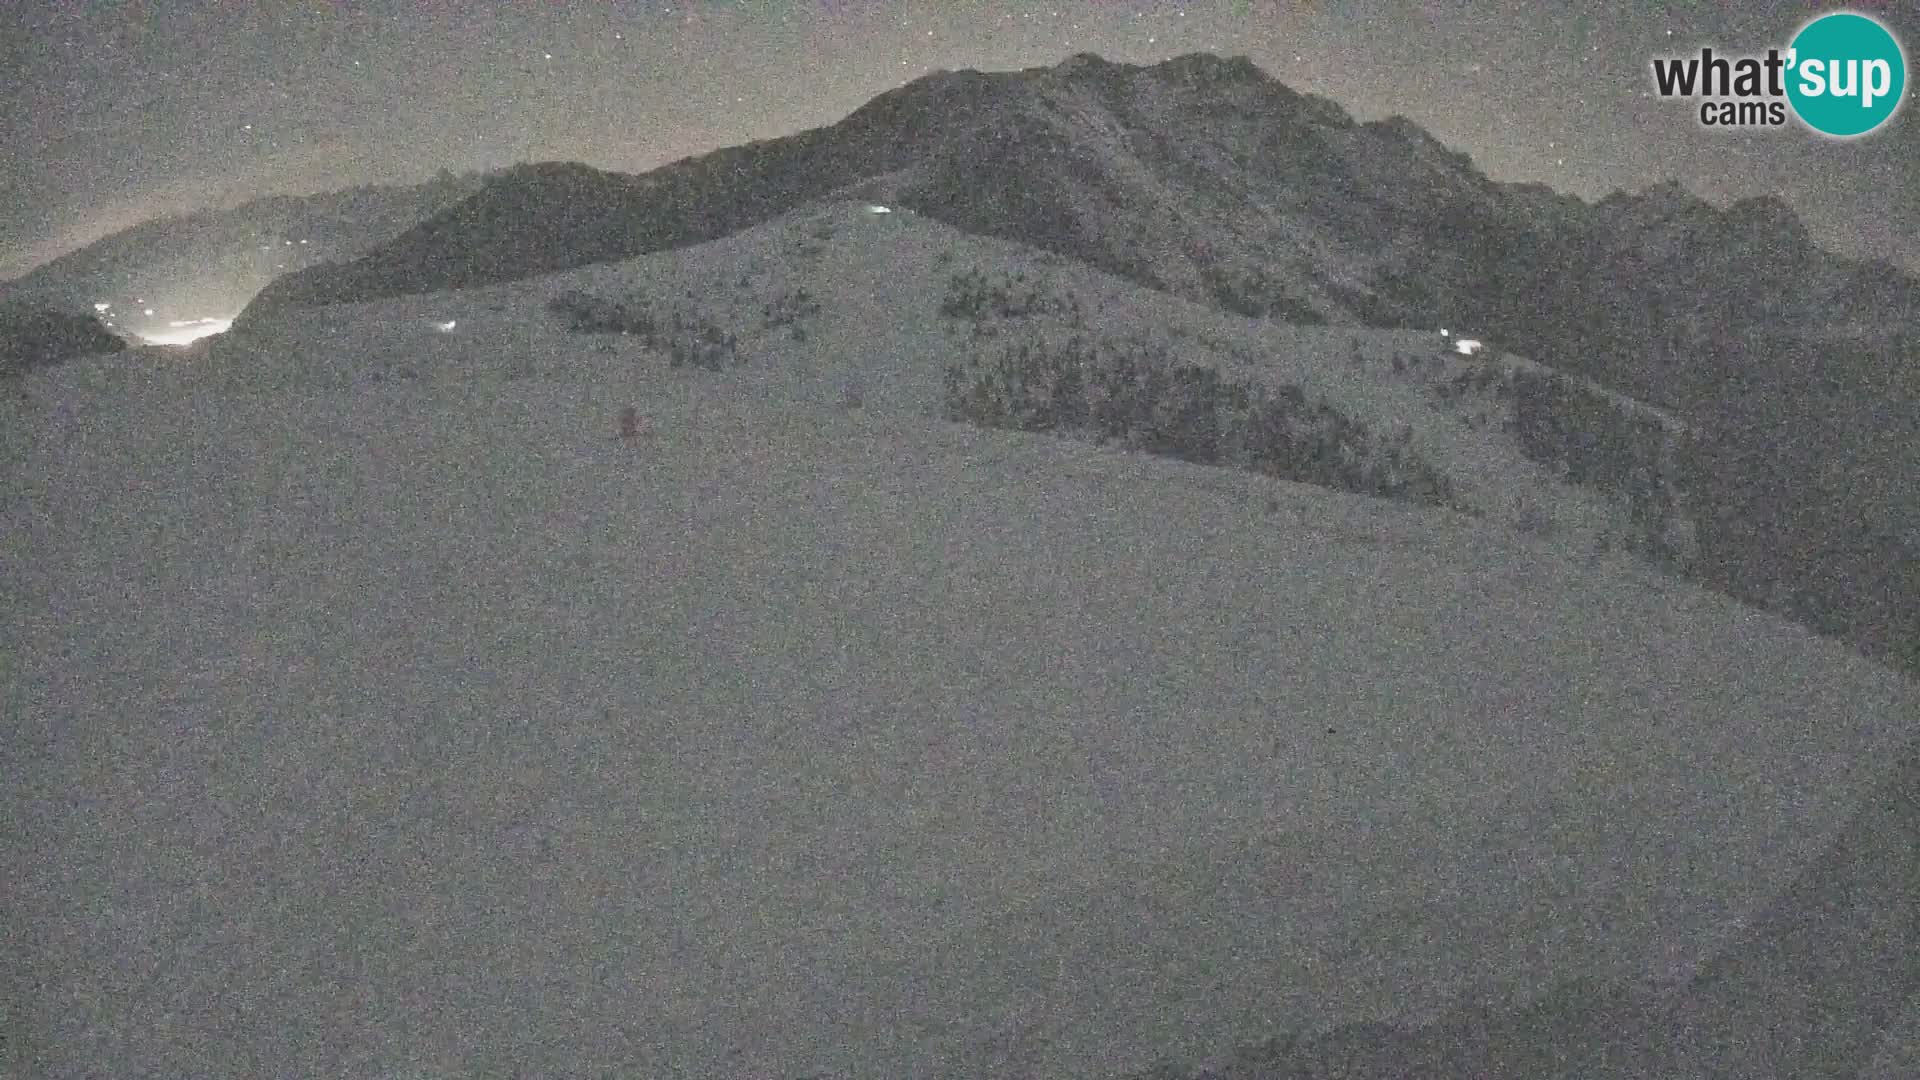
xmin=1594 ymin=180 xmax=1716 ymax=228
xmin=1618 ymin=180 xmax=1708 ymax=213
xmin=1367 ymin=114 xmax=1439 ymax=143
xmin=1044 ymin=50 xmax=1271 ymax=90
xmin=1723 ymin=193 xmax=1809 ymax=241
xmin=1055 ymin=51 xmax=1120 ymax=76
xmin=1153 ymin=51 xmax=1268 ymax=85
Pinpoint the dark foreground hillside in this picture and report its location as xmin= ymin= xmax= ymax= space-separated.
xmin=0 ymin=303 xmax=125 ymax=380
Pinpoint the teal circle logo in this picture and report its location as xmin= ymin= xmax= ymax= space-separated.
xmin=1786 ymin=12 xmax=1906 ymax=137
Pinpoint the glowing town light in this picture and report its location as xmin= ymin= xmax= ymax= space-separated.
xmin=138 ymin=317 xmax=232 ymax=346
xmin=433 ymin=319 xmax=457 ymax=332
xmin=1454 ymin=338 xmax=1485 ymax=356
xmin=94 ymin=301 xmax=111 ymax=312
xmin=864 ymin=204 xmax=892 ymax=214
xmin=144 ymin=308 xmax=155 ymax=316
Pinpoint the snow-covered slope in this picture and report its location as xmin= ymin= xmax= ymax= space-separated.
xmin=223 ymin=201 xmax=1700 ymax=559
xmin=7 ymin=202 xmax=1915 ymax=1079
xmin=1144 ymin=735 xmax=1919 ymax=1078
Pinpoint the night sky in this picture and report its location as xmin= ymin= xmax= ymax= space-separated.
xmin=3 ymin=0 xmax=1916 ymax=280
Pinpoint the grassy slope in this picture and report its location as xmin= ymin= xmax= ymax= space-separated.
xmin=6 ymin=202 xmax=1915 ymax=1079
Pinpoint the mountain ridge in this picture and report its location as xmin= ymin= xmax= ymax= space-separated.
xmin=240 ymin=50 xmax=1916 ymax=351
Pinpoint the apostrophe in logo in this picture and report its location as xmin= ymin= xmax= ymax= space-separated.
xmin=1650 ymin=10 xmax=1907 ymax=138
xmin=1785 ymin=11 xmax=1906 ymax=138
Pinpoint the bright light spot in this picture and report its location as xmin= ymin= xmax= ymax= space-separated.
xmin=1454 ymin=338 xmax=1485 ymax=356
xmin=1439 ymin=328 xmax=1450 ymax=337
xmin=433 ymin=319 xmax=457 ymax=332
xmin=138 ymin=317 xmax=232 ymax=346
xmin=93 ymin=301 xmax=110 ymax=312
xmin=864 ymin=204 xmax=892 ymax=214
xmin=144 ymin=308 xmax=155 ymax=316
xmin=299 ymin=239 xmax=309 ymax=245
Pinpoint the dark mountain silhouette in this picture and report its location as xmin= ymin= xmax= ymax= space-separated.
xmin=242 ymin=68 xmax=1019 ymax=314
xmin=0 ymin=302 xmax=126 ymax=379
